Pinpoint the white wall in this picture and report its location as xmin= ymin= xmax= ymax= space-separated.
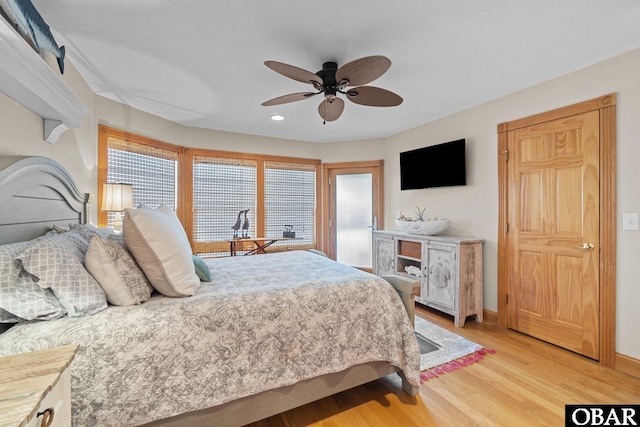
xmin=1 ymin=47 xmax=639 ymax=360
xmin=385 ymin=47 xmax=640 ymax=359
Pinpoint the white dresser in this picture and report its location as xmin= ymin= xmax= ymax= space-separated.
xmin=0 ymin=345 xmax=77 ymax=427
xmin=373 ymin=230 xmax=483 ymax=327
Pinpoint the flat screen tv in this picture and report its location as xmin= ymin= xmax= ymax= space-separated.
xmin=400 ymin=139 xmax=466 ymax=190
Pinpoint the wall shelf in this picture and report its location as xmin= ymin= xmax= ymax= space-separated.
xmin=0 ymin=17 xmax=90 ymax=143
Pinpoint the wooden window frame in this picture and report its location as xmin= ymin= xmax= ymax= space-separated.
xmin=98 ymin=126 xmax=321 ymax=254
xmin=185 ymin=148 xmax=321 ymax=255
xmin=97 ymin=125 xmax=187 ymax=228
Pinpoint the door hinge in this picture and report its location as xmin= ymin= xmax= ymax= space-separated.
xmin=506 ymin=294 xmax=509 ymax=304
xmin=502 ymin=150 xmax=509 ymax=161
xmin=328 ymin=177 xmax=331 ymax=185
xmin=328 ymin=219 xmax=332 ymax=228
xmin=505 ymin=223 xmax=509 ymax=233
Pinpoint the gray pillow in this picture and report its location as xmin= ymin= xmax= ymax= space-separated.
xmin=17 ymin=232 xmax=107 ymax=317
xmin=0 ymin=236 xmax=65 ymax=322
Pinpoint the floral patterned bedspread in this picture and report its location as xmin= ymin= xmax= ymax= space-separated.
xmin=0 ymin=250 xmax=419 ymax=426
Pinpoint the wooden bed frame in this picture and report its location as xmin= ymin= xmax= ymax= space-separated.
xmin=0 ymin=156 xmax=419 ymax=427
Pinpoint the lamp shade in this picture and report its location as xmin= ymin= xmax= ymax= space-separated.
xmin=101 ymin=183 xmax=134 ymax=212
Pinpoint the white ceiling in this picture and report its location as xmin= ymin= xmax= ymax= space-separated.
xmin=33 ymin=0 xmax=640 ymax=143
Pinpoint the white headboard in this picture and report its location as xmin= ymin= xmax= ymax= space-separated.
xmin=0 ymin=156 xmax=89 ymax=245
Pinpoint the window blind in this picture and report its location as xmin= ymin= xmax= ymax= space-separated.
xmin=106 ymin=136 xmax=178 ymax=228
xmin=264 ymin=161 xmax=316 ymax=249
xmin=193 ymin=155 xmax=257 ymax=256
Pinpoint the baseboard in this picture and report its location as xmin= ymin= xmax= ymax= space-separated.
xmin=483 ymin=309 xmax=498 ymax=326
xmin=481 ymin=309 xmax=639 ymax=380
xmin=616 ymin=353 xmax=640 ymax=380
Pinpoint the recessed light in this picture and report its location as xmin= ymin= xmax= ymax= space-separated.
xmin=270 ymin=114 xmax=285 ymax=121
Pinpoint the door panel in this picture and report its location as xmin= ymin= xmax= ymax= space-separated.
xmin=508 ymin=110 xmax=600 ymax=359
xmin=424 ymin=244 xmax=457 ymax=311
xmin=335 ymin=173 xmax=373 ymax=268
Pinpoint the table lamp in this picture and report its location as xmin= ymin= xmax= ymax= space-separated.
xmin=101 ymin=183 xmax=133 ymax=232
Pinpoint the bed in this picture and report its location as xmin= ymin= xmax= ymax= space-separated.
xmin=0 ymin=156 xmax=420 ymax=427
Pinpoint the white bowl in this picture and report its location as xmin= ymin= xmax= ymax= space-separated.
xmin=395 ymin=218 xmax=450 ymax=235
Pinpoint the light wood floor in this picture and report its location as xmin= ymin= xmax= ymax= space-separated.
xmin=249 ymin=305 xmax=640 ymax=427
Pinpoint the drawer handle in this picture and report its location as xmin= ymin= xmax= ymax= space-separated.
xmin=37 ymin=408 xmax=54 ymax=427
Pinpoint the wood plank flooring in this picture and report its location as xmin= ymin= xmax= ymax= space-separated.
xmin=248 ymin=305 xmax=640 ymax=427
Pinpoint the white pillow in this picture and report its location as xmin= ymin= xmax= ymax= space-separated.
xmin=123 ymin=206 xmax=200 ymax=297
xmin=85 ymin=236 xmax=153 ymax=306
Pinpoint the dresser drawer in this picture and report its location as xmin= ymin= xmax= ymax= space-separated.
xmin=25 ymin=369 xmax=71 ymax=427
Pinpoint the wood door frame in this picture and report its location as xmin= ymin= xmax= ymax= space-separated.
xmin=322 ymin=160 xmax=384 ymax=264
xmin=497 ymin=94 xmax=616 ymax=368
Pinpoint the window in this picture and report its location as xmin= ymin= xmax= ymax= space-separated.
xmin=264 ymin=161 xmax=316 ymax=249
xmin=98 ymin=127 xmax=182 ymax=229
xmin=192 ymin=155 xmax=257 ymax=256
xmin=98 ymin=126 xmax=320 ymax=257
xmin=188 ymin=152 xmax=319 ymax=257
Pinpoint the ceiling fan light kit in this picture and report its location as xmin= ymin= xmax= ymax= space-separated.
xmin=262 ymin=55 xmax=402 ymax=123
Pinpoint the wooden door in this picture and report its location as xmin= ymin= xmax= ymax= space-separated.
xmin=323 ymin=161 xmax=384 ymax=271
xmin=507 ymin=110 xmax=600 ymax=359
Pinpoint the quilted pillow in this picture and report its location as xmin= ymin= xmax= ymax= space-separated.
xmin=0 ymin=236 xmax=65 ymax=322
xmin=85 ymin=236 xmax=153 ymax=306
xmin=123 ymin=205 xmax=200 ymax=297
xmin=17 ymin=232 xmax=107 ymax=317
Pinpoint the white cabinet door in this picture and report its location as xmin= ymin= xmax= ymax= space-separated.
xmin=423 ymin=243 xmax=457 ymax=310
xmin=373 ymin=235 xmax=395 ymax=276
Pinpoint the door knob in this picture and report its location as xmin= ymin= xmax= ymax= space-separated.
xmin=578 ymin=243 xmax=595 ymax=251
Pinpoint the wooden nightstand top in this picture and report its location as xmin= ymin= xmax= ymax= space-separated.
xmin=0 ymin=345 xmax=78 ymax=427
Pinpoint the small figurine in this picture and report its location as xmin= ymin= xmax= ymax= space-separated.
xmin=241 ymin=209 xmax=249 ymax=238
xmin=231 ymin=210 xmax=243 ymax=238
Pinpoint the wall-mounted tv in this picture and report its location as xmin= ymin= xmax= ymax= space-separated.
xmin=400 ymin=138 xmax=466 ymax=190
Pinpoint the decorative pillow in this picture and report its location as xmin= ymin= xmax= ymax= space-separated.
xmin=123 ymin=206 xmax=200 ymax=297
xmin=192 ymin=255 xmax=212 ymax=282
xmin=17 ymin=232 xmax=107 ymax=317
xmin=69 ymin=223 xmax=115 ymax=242
xmin=0 ymin=236 xmax=65 ymax=322
xmin=85 ymin=236 xmax=153 ymax=306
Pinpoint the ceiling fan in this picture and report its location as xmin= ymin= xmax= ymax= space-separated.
xmin=261 ymin=55 xmax=403 ymax=123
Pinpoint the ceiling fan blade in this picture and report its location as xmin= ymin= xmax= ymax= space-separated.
xmin=264 ymin=61 xmax=323 ymax=85
xmin=346 ymin=86 xmax=403 ymax=107
xmin=262 ymin=92 xmax=316 ymax=106
xmin=318 ymin=97 xmax=345 ymax=122
xmin=335 ymin=56 xmax=391 ymax=86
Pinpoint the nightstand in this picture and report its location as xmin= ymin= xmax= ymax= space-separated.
xmin=0 ymin=345 xmax=78 ymax=427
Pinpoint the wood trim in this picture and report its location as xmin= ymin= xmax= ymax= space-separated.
xmin=497 ymin=94 xmax=616 ymax=132
xmin=97 ymin=125 xmax=109 ymax=227
xmin=256 ymin=160 xmax=265 ymax=238
xmin=599 ymin=103 xmax=617 ymax=368
xmin=321 ymin=164 xmax=329 ymax=255
xmin=322 ymin=160 xmax=384 ymax=169
xmin=99 ymin=125 xmax=185 ymax=153
xmin=496 ymin=125 xmax=508 ymax=329
xmin=183 ymin=149 xmax=194 ymax=249
xmin=482 ymin=309 xmax=498 ymax=326
xmin=496 ymin=93 xmax=616 ymax=368
xmin=615 ymin=353 xmax=640 ymax=380
xmin=189 ymin=147 xmax=321 ymax=166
